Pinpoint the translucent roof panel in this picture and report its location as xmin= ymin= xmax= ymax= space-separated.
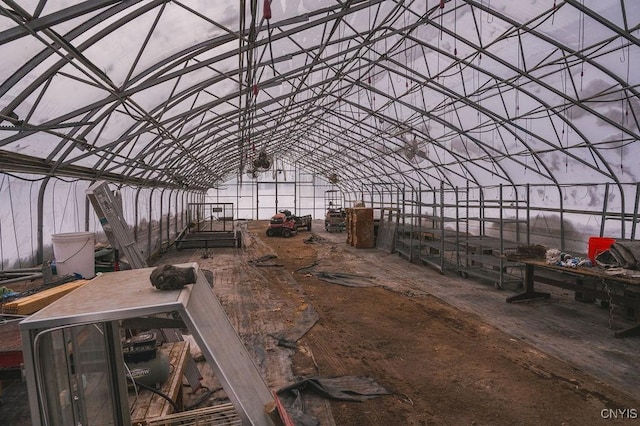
xmin=1 ymin=0 xmax=639 ymax=191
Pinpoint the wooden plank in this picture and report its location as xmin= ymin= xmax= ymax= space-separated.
xmin=3 ymin=280 xmax=88 ymax=314
xmin=522 ymin=259 xmax=640 ymax=286
xmin=146 ymin=403 xmax=241 ymax=425
xmin=130 ymin=342 xmax=189 ymax=425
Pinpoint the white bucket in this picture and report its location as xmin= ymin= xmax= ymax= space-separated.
xmin=51 ymin=232 xmax=96 ymax=279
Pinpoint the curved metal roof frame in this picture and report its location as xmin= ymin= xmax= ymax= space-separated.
xmin=1 ymin=1 xmax=639 ymax=193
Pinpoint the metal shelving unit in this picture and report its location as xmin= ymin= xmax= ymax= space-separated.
xmin=456 ymin=184 xmax=529 ymax=288
xmin=395 ymin=184 xmax=531 ymax=287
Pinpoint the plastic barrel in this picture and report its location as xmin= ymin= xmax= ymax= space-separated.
xmin=51 ymin=232 xmax=96 ymax=279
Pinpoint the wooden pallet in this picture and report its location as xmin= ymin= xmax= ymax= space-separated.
xmin=345 ymin=208 xmax=375 ymax=248
xmin=145 ymin=403 xmax=241 ymax=426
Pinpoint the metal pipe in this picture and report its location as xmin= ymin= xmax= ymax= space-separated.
xmin=36 ymin=177 xmax=51 ymax=266
xmin=0 ymin=272 xmax=42 ymax=285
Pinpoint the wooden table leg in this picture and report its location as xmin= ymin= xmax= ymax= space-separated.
xmin=506 ymin=263 xmax=551 ymax=303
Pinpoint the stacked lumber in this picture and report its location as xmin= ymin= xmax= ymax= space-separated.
xmin=346 ymin=207 xmax=375 ymax=248
xmin=2 ymin=280 xmax=88 ymax=315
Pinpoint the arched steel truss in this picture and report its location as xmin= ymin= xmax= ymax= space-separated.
xmin=1 ymin=0 xmax=638 ymax=194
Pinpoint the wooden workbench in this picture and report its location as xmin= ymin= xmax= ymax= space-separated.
xmin=130 ymin=341 xmax=190 ymax=425
xmin=506 ymin=258 xmax=640 ymax=338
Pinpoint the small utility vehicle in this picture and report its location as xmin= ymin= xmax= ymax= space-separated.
xmin=266 ymin=210 xmax=312 ymax=237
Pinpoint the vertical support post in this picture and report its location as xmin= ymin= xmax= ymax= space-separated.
xmin=559 ymin=185 xmax=565 ymax=251
xmin=526 ymin=184 xmax=531 ymax=246
xmin=515 ymin=185 xmax=521 ymax=243
xmin=440 ymin=181 xmax=445 ymax=273
xmin=499 ymin=184 xmax=504 ymax=289
xmin=465 ymin=182 xmax=470 ymax=270
xmin=370 ymin=185 xmax=373 ymax=207
xmin=255 ymin=176 xmax=259 ymax=220
xmin=418 ymin=182 xmax=422 ymax=263
xmin=147 ymin=188 xmax=155 ymax=261
xmin=168 ymin=190 xmax=173 ymax=243
xmin=134 ymin=188 xmax=142 ymax=243
xmin=480 ymin=186 xmax=485 ymax=236
xmin=36 ymin=177 xmax=51 ymax=265
xmin=455 ymin=186 xmax=460 ymax=272
xmin=174 ymin=190 xmax=179 ymax=237
xmin=159 ymin=189 xmax=165 ymax=253
xmin=181 ymin=192 xmax=186 ymax=230
xmin=236 ymin=176 xmax=240 ymax=221
xmin=600 ymin=183 xmax=610 ymax=237
xmin=84 ymin=182 xmax=92 ymax=232
xmin=465 ymin=182 xmax=469 ymax=239
xmin=632 ymin=182 xmax=640 ymax=240
xmin=408 ymin=186 xmax=413 ymax=262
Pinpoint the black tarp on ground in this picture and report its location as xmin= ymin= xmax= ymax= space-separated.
xmin=277 ymin=376 xmax=392 ymax=426
xmin=296 ymin=263 xmax=377 ymax=288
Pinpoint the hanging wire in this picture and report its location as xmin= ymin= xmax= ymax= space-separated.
xmin=479 ymin=0 xmax=484 ymax=52
xmin=579 ymin=0 xmax=585 ymax=91
xmin=0 ymin=175 xmax=5 ymax=269
xmin=266 ymin=20 xmax=276 ymax=77
xmin=514 ymin=36 xmax=521 ymax=143
xmin=453 ymin=0 xmax=458 ymax=56
xmin=621 ymin=97 xmax=625 ymax=174
xmin=60 ymin=182 xmax=73 ymax=233
xmin=439 ymin=0 xmax=445 ymax=40
xmin=404 ymin=8 xmax=411 ymax=89
xmin=566 ymin=95 xmax=573 ymax=174
xmin=624 ymin=42 xmax=630 ymax=129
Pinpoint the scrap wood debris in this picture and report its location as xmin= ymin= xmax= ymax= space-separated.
xmin=303 ymin=234 xmax=326 ymax=244
xmin=505 ymin=244 xmax=547 ymax=260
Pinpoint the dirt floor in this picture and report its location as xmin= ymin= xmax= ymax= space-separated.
xmin=214 ymin=220 xmax=639 ymax=426
xmin=2 ymin=219 xmax=639 ymax=425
